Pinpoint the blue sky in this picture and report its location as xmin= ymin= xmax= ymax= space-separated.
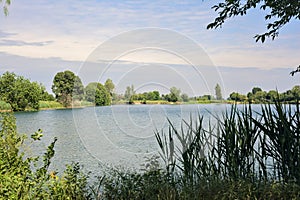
xmin=0 ymin=0 xmax=299 ymax=97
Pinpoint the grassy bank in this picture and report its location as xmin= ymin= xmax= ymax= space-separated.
xmin=39 ymin=101 xmax=64 ymax=110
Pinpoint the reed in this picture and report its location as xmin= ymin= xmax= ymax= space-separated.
xmin=155 ymin=101 xmax=300 ymax=191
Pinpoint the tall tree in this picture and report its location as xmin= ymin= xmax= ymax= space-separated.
xmin=51 ymin=70 xmax=84 ymax=107
xmin=104 ymin=79 xmax=115 ymax=97
xmin=169 ymin=87 xmax=181 ymax=102
xmin=95 ymin=83 xmax=111 ymax=106
xmin=124 ymin=85 xmax=135 ymax=103
xmin=215 ymin=83 xmax=222 ymax=100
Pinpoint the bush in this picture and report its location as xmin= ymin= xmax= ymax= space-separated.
xmin=0 ymin=100 xmax=11 ymax=111
xmin=0 ymin=113 xmax=90 ymax=199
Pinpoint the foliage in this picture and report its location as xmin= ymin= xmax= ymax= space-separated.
xmin=52 ymin=70 xmax=84 ymax=107
xmin=95 ymin=83 xmax=111 ymax=106
xmin=124 ymin=85 xmax=135 ymax=104
xmin=229 ymin=92 xmax=247 ymax=101
xmin=181 ymin=93 xmax=189 ymax=102
xmin=215 ymin=83 xmax=222 ymax=100
xmin=168 ymin=87 xmax=181 ymax=102
xmin=104 ymin=78 xmax=115 ymax=97
xmin=231 ymin=86 xmax=300 ymax=103
xmin=85 ymin=82 xmax=98 ymax=102
xmin=0 ymin=0 xmax=10 ymax=16
xmin=0 ymin=100 xmax=11 ymax=111
xmin=0 ymin=72 xmax=49 ymax=111
xmin=154 ymin=101 xmax=300 ymax=198
xmin=0 ymin=113 xmax=90 ymax=199
xmin=207 ymin=0 xmax=300 ymax=42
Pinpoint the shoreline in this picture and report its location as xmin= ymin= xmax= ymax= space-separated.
xmin=1 ymin=100 xmax=296 ymax=113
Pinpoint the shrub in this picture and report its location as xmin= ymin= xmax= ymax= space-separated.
xmin=0 ymin=113 xmax=90 ymax=199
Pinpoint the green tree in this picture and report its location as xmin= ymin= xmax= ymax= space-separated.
xmin=95 ymin=83 xmax=111 ymax=106
xmin=181 ymin=93 xmax=189 ymax=102
xmin=51 ymin=70 xmax=84 ymax=107
xmin=168 ymin=87 xmax=181 ymax=102
xmin=84 ymin=82 xmax=98 ymax=102
xmin=152 ymin=91 xmax=160 ymax=100
xmin=266 ymin=90 xmax=279 ymax=102
xmin=291 ymin=85 xmax=300 ymax=100
xmin=124 ymin=85 xmax=135 ymax=103
xmin=253 ymin=91 xmax=267 ymax=103
xmin=207 ymin=0 xmax=300 ymax=43
xmin=104 ymin=78 xmax=115 ymax=97
xmin=73 ymin=76 xmax=84 ymax=101
xmin=229 ymin=92 xmax=247 ymax=102
xmin=252 ymin=87 xmax=262 ymax=95
xmin=0 ymin=72 xmax=43 ymax=111
xmin=215 ymin=83 xmax=222 ymax=100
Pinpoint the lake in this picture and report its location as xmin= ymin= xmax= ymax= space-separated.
xmin=15 ymin=104 xmax=261 ymax=174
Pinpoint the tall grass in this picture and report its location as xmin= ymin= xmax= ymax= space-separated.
xmin=39 ymin=101 xmax=63 ymax=109
xmin=153 ymin=101 xmax=300 ymax=198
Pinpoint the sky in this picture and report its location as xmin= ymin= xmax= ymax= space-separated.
xmin=0 ymin=0 xmax=299 ymax=98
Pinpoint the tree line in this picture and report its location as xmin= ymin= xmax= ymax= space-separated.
xmin=229 ymin=86 xmax=300 ymax=103
xmin=0 ymin=71 xmax=114 ymax=111
xmin=1 ymin=70 xmax=300 ymax=111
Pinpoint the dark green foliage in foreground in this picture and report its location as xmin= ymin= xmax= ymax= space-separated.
xmin=3 ymin=102 xmax=300 ymax=199
xmin=0 ymin=113 xmax=90 ymax=199
xmin=207 ymin=0 xmax=300 ymax=43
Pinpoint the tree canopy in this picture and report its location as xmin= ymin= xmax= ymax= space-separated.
xmin=0 ymin=72 xmax=50 ymax=111
xmin=207 ymin=0 xmax=300 ymax=43
xmin=95 ymin=83 xmax=111 ymax=106
xmin=51 ymin=70 xmax=84 ymax=107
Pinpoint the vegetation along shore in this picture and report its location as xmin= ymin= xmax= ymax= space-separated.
xmin=1 ymin=71 xmax=300 ymax=112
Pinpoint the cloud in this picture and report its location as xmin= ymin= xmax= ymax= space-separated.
xmin=0 ymin=39 xmax=54 ymax=46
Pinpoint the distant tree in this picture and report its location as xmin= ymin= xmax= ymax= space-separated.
xmin=0 ymin=72 xmax=43 ymax=111
xmin=51 ymin=70 xmax=84 ymax=107
xmin=266 ymin=90 xmax=279 ymax=102
xmin=152 ymin=91 xmax=160 ymax=100
xmin=181 ymin=93 xmax=189 ymax=102
xmin=124 ymin=85 xmax=135 ymax=103
xmin=207 ymin=0 xmax=300 ymax=43
xmin=215 ymin=83 xmax=222 ymax=100
xmin=95 ymin=83 xmax=111 ymax=106
xmin=229 ymin=92 xmax=247 ymax=102
xmin=104 ymin=78 xmax=115 ymax=97
xmin=168 ymin=87 xmax=181 ymax=102
xmin=252 ymin=87 xmax=262 ymax=95
xmin=201 ymin=95 xmax=212 ymax=101
xmin=291 ymin=85 xmax=300 ymax=100
xmin=253 ymin=91 xmax=267 ymax=103
xmin=73 ymin=76 xmax=84 ymax=101
xmin=84 ymin=82 xmax=98 ymax=102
